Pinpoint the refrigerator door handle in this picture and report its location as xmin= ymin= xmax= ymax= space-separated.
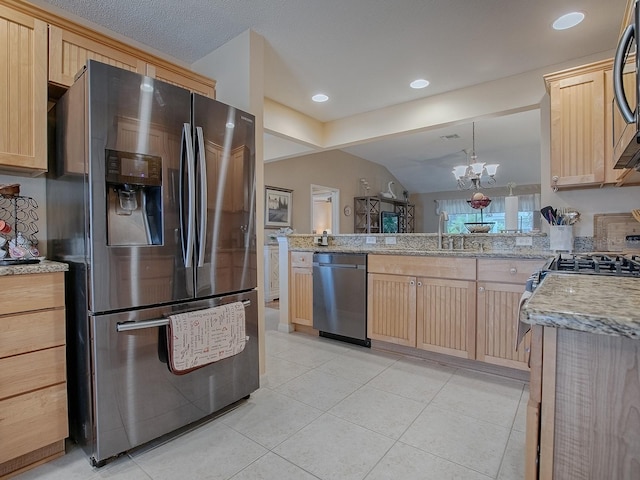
xmin=115 ymin=300 xmax=252 ymax=332
xmin=195 ymin=126 xmax=207 ymax=267
xmin=181 ymin=123 xmax=196 ymax=267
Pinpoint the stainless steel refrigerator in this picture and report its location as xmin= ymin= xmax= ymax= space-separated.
xmin=47 ymin=60 xmax=258 ymax=466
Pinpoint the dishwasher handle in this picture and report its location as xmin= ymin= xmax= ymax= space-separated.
xmin=313 ymin=262 xmax=365 ymax=269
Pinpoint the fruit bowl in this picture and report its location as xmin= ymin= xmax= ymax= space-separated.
xmin=464 ymin=222 xmax=494 ymax=233
xmin=467 ymin=198 xmax=491 ymax=209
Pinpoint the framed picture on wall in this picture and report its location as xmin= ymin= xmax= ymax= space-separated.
xmin=381 ymin=211 xmax=399 ymax=233
xmin=265 ymin=186 xmax=293 ymax=227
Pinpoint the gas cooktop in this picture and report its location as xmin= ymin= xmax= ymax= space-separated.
xmin=546 ymin=253 xmax=640 ymax=277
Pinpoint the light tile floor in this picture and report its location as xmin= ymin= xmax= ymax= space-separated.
xmin=15 ymin=307 xmax=528 ymax=480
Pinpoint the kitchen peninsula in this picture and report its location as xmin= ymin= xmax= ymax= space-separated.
xmin=522 ymin=273 xmax=640 ymax=480
xmin=279 ymin=232 xmax=552 ymax=375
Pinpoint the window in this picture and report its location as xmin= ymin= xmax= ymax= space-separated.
xmin=436 ymin=194 xmax=540 ymax=234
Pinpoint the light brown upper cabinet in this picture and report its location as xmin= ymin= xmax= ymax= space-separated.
xmin=48 ymin=25 xmax=146 ymax=87
xmin=546 ymin=57 xmax=640 ymax=189
xmin=545 ymin=60 xmax=609 ymax=190
xmin=0 ymin=5 xmax=47 ymax=173
xmin=49 ymin=25 xmax=215 ymax=96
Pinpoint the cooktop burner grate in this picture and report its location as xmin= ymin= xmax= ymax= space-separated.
xmin=548 ymin=253 xmax=640 ymax=277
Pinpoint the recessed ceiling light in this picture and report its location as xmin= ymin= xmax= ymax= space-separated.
xmin=312 ymin=93 xmax=329 ymax=103
xmin=553 ymin=12 xmax=585 ymax=30
xmin=410 ymin=79 xmax=430 ymax=89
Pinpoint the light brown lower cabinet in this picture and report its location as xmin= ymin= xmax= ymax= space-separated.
xmin=476 ymin=258 xmax=547 ymax=371
xmin=367 ymin=255 xmax=476 ymax=358
xmin=367 ymin=272 xmax=416 ymax=346
xmin=289 ymin=252 xmax=313 ymax=327
xmin=416 ymin=277 xmax=476 ymax=359
xmin=0 ymin=272 xmax=68 ymax=478
xmin=527 ymin=326 xmax=640 ymax=479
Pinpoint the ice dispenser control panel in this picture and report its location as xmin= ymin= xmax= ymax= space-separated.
xmin=106 ymin=150 xmax=162 ymax=186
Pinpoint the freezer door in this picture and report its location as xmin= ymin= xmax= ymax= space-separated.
xmin=86 ymin=290 xmax=259 ymax=465
xmin=85 ymin=61 xmax=194 ymax=312
xmin=192 ymin=96 xmax=257 ymax=297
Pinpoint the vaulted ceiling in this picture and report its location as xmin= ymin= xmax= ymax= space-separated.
xmin=35 ymin=0 xmax=627 ymax=192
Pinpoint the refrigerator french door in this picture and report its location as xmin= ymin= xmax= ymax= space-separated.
xmin=48 ymin=60 xmax=258 ymax=466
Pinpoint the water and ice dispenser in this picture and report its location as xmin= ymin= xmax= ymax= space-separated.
xmin=105 ymin=149 xmax=163 ymax=246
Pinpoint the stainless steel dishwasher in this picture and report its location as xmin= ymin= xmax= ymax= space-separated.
xmin=312 ymin=252 xmax=369 ymax=347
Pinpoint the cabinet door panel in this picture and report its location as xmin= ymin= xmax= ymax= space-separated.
xmin=477 ymin=281 xmax=530 ymax=370
xmin=290 ymin=266 xmax=313 ymax=326
xmin=367 ymin=273 xmax=416 ymax=346
xmin=416 ymin=277 xmax=475 ymax=358
xmin=549 ymin=70 xmax=605 ymax=188
xmin=0 ymin=6 xmax=47 ymax=172
xmin=49 ymin=25 xmax=145 ymax=87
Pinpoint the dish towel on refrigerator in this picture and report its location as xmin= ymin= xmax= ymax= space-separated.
xmin=167 ymin=302 xmax=247 ymax=374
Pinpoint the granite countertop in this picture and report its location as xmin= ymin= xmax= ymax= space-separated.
xmin=0 ymin=260 xmax=69 ymax=276
xmin=291 ymin=246 xmax=551 ymax=259
xmin=523 ymin=272 xmax=640 ymax=339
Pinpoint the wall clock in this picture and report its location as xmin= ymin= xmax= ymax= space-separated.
xmin=343 ymin=205 xmax=352 ymax=216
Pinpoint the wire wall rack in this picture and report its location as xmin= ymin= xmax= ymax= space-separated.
xmin=0 ymin=194 xmax=40 ymax=246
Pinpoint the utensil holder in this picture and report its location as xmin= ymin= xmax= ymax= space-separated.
xmin=550 ymin=225 xmax=573 ymax=252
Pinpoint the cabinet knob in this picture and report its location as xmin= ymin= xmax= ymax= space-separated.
xmin=410 ymin=280 xmax=415 ymax=286
xmin=417 ymin=281 xmax=422 ymax=287
xmin=478 ymin=286 xmax=485 ymax=292
xmin=510 ymin=268 xmax=517 ymax=274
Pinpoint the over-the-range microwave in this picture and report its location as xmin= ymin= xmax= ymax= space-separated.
xmin=614 ymin=0 xmax=640 ymax=170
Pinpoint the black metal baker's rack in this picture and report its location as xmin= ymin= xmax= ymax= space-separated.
xmin=0 ymin=194 xmax=39 ymax=247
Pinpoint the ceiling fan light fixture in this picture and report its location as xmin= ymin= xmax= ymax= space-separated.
xmin=312 ymin=93 xmax=329 ymax=103
xmin=553 ymin=12 xmax=585 ymax=30
xmin=410 ymin=79 xmax=430 ymax=89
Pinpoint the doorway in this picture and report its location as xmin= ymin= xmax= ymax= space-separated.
xmin=311 ymin=184 xmax=340 ymax=234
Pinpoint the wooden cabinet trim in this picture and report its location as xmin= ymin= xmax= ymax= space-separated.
xmin=368 ymin=254 xmax=476 ymax=280
xmin=477 ymin=258 xmax=547 ymax=284
xmin=539 ymin=327 xmax=558 ymax=480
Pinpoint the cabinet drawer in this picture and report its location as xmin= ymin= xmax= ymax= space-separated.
xmin=369 ymin=255 xmax=476 ymax=280
xmin=290 ymin=251 xmax=313 ymax=268
xmin=0 ymin=383 xmax=68 ymax=464
xmin=0 ymin=346 xmax=66 ymax=400
xmin=0 ymin=308 xmax=65 ymax=358
xmin=0 ymin=273 xmax=64 ymax=315
xmin=477 ymin=258 xmax=547 ymax=284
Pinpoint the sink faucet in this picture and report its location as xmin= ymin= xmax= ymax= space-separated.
xmin=438 ymin=211 xmax=449 ymax=249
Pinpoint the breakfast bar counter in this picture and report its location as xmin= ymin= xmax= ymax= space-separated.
xmin=522 ymin=272 xmax=640 ymax=338
xmin=521 ymin=272 xmax=640 ymax=479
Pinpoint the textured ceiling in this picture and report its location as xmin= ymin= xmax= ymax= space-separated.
xmin=35 ymin=0 xmax=626 ymax=192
